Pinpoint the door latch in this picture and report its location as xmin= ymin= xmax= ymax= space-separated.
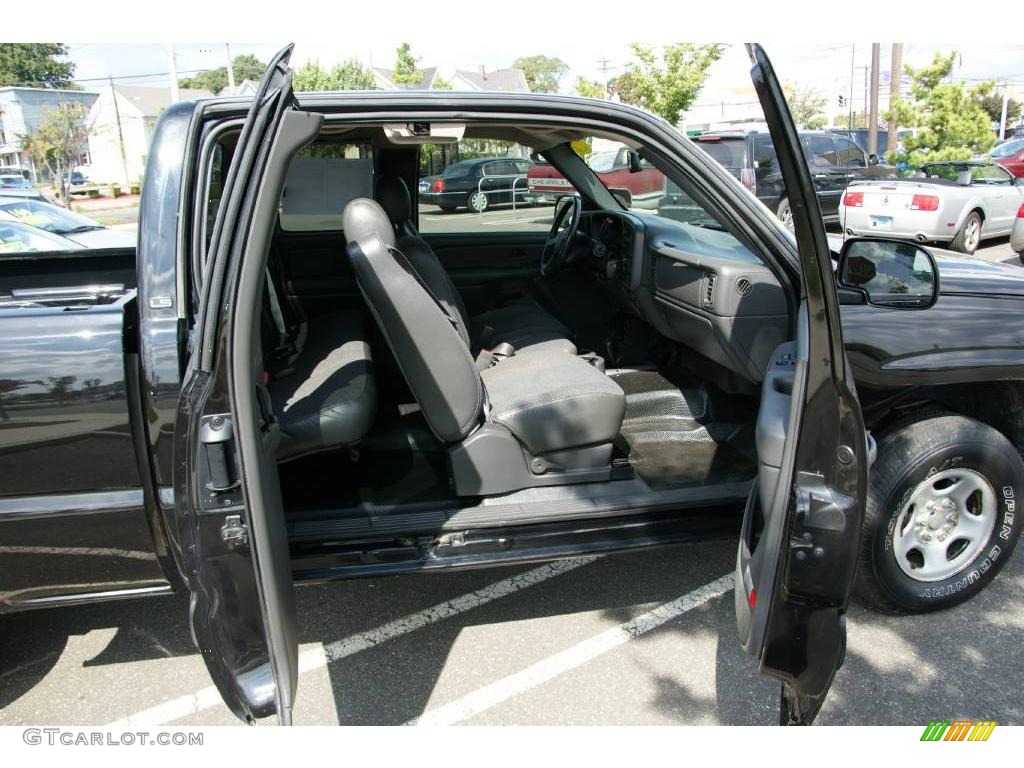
xmin=199 ymin=414 xmax=239 ymax=492
xmin=220 ymin=514 xmax=249 ymax=549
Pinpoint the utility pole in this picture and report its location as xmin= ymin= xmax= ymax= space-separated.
xmin=868 ymin=43 xmax=880 ymax=155
xmin=999 ymin=82 xmax=1010 ymax=141
xmin=596 ymin=57 xmax=615 ymax=99
xmin=848 ymin=44 xmax=855 ymax=130
xmin=166 ymin=44 xmax=179 ymax=103
xmin=108 ymin=75 xmax=130 ymax=186
xmin=225 ymin=43 xmax=236 ymax=89
xmin=887 ymin=43 xmax=903 ymax=155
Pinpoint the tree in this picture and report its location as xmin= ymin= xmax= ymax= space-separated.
xmin=179 ymin=54 xmax=266 ymax=95
xmin=432 ymin=75 xmax=453 ymax=91
xmin=885 ymin=52 xmax=995 ymax=168
xmin=574 ymin=76 xmax=605 ymax=99
xmin=785 ymin=86 xmax=827 ymax=130
xmin=835 ymin=110 xmax=867 ymax=131
xmin=293 ymin=59 xmax=376 ymax=91
xmin=971 ymin=81 xmax=1022 ymax=130
xmin=19 ymin=102 xmax=88 ymax=205
xmin=0 ymin=44 xmax=76 ymax=88
xmin=392 ymin=43 xmax=422 ymax=86
xmin=612 ymin=44 xmax=724 ymax=124
xmin=512 ymin=55 xmax=568 ymax=93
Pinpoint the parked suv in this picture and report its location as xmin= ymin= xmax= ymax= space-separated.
xmin=675 ymin=130 xmax=897 ymax=227
xmin=419 ymin=156 xmax=533 ymax=213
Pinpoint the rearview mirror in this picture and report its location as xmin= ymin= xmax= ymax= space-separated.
xmin=627 ymin=149 xmax=643 ymax=173
xmin=837 ymin=237 xmax=938 ymax=309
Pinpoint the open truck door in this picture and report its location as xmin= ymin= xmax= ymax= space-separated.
xmin=173 ymin=44 xmax=322 ymax=724
xmin=734 ymin=44 xmax=868 ymax=725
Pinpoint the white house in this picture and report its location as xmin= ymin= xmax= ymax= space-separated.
xmin=0 ymin=87 xmax=97 ymax=181
xmin=86 ymin=85 xmax=213 ymax=184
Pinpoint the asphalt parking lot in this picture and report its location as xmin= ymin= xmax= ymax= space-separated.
xmin=2 ymin=536 xmax=1022 ymax=727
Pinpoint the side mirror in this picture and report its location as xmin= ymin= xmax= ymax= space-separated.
xmin=867 ymin=154 xmax=880 ymax=166
xmin=837 ymin=237 xmax=939 ymax=309
xmin=627 ymin=149 xmax=643 ymax=174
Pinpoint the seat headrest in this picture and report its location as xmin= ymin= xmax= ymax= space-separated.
xmin=375 ymin=175 xmax=412 ymax=225
xmin=343 ymin=198 xmax=395 ymax=249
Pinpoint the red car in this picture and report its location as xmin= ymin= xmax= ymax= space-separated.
xmin=991 ymin=137 xmax=1024 ymax=177
xmin=525 ymin=146 xmax=665 ymax=208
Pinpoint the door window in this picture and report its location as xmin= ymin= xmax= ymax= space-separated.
xmin=803 ymin=136 xmax=839 ymax=168
xmin=279 ymin=143 xmax=374 ymax=231
xmin=834 ymin=137 xmax=866 ymax=167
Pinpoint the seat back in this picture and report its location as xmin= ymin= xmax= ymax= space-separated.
xmin=343 ymin=198 xmax=483 ymax=443
xmin=376 ymin=175 xmax=472 ymax=346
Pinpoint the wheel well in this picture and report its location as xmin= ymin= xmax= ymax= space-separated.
xmin=870 ymin=381 xmax=1024 ymax=455
xmin=969 ymin=207 xmax=985 ymax=223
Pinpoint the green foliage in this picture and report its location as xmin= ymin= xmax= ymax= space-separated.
xmin=432 ymin=75 xmax=454 ymax=91
xmin=0 ymin=43 xmax=76 ymax=88
xmin=575 ymin=76 xmax=605 ymax=99
xmin=293 ymin=59 xmax=376 ymax=91
xmin=393 ymin=43 xmax=422 ymax=86
xmin=612 ymin=44 xmax=724 ymax=124
xmin=971 ymin=81 xmax=1022 ymax=127
xmin=885 ymin=52 xmax=995 ymax=168
xmin=512 ymin=55 xmax=568 ymax=93
xmin=18 ymin=102 xmax=88 ymax=205
xmin=179 ymin=54 xmax=266 ymax=95
xmin=785 ymin=86 xmax=827 ymax=129
xmin=835 ymin=110 xmax=866 ymax=130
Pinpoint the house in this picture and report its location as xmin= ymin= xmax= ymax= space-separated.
xmin=220 ymin=79 xmax=259 ymax=98
xmin=86 ymin=85 xmax=213 ymax=184
xmin=0 ymin=87 xmax=98 ymax=181
xmin=371 ymin=66 xmax=529 ymax=93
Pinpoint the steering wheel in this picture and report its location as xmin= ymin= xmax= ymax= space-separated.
xmin=540 ymin=195 xmax=582 ymax=276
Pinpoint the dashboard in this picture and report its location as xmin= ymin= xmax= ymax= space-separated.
xmin=577 ymin=209 xmax=790 ymax=384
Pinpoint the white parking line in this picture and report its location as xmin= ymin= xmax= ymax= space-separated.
xmin=406 ymin=573 xmax=735 ymax=726
xmin=107 ymin=556 xmax=598 ymax=726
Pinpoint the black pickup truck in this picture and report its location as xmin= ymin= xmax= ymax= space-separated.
xmin=1 ymin=45 xmax=1022 ymax=726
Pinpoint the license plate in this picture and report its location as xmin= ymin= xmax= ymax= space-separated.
xmin=870 ymin=215 xmax=893 ymax=230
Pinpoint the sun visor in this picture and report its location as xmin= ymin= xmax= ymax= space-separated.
xmin=382 ymin=122 xmax=465 ymax=145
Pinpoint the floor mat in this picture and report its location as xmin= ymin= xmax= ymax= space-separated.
xmin=611 ymin=370 xmax=756 ymax=488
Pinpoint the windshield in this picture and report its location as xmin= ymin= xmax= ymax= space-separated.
xmin=586 ymin=151 xmax=619 ymax=174
xmin=991 ymin=139 xmax=1024 ymax=157
xmin=0 ymin=200 xmax=102 ymax=234
xmin=0 ymin=221 xmax=80 ymax=253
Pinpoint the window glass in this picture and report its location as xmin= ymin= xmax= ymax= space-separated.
xmin=803 ymin=135 xmax=838 ymax=167
xmin=752 ymin=135 xmax=776 ymax=169
xmin=990 ymin=138 xmax=1024 ymax=158
xmin=417 ymin=138 xmax=544 ymax=233
xmin=970 ymin=164 xmax=1011 ymax=185
xmin=0 ymin=199 xmax=101 ymax=235
xmin=692 ymin=137 xmax=746 ymax=169
xmin=834 ymin=137 xmax=866 ymax=167
xmin=279 ymin=143 xmax=374 ymax=231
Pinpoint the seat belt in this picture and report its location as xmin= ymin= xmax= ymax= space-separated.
xmin=265 ymin=267 xmax=288 ymax=347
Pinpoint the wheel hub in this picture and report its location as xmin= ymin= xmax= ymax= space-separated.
xmin=892 ymin=467 xmax=997 ymax=582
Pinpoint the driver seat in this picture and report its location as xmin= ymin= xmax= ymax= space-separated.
xmin=375 ymin=175 xmax=576 ymax=356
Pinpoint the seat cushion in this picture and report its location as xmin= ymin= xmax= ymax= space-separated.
xmin=472 ymin=303 xmax=577 ymax=355
xmin=269 ymin=310 xmax=376 ymax=460
xmin=481 ymin=350 xmax=625 ymax=455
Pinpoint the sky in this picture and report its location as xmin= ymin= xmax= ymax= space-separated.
xmin=62 ymin=42 xmax=1024 ymax=99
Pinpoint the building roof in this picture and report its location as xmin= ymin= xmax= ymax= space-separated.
xmin=112 ymin=85 xmax=214 ymax=117
xmin=372 ymin=67 xmax=438 ymax=91
xmin=453 ymin=68 xmax=529 ymax=93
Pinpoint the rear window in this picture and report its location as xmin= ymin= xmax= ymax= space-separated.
xmin=443 ymin=161 xmax=476 ymax=178
xmin=694 ymin=137 xmax=746 ymax=169
xmin=991 ymin=139 xmax=1024 ymax=158
xmin=279 ymin=143 xmax=374 ymax=232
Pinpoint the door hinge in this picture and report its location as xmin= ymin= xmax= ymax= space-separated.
xmin=220 ymin=514 xmax=249 ymax=549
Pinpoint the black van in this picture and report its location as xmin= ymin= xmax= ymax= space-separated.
xmin=670 ymin=130 xmax=896 ymax=227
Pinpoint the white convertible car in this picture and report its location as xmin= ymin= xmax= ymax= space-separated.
xmin=839 ymin=160 xmax=1024 ymax=254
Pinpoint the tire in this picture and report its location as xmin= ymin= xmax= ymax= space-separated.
xmin=467 ymin=190 xmax=489 ymax=213
xmin=776 ymin=198 xmax=793 ymax=232
xmin=951 ymin=210 xmax=982 ymax=254
xmin=856 ymin=413 xmax=1024 ymax=614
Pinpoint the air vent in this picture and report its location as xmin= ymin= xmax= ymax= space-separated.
xmin=703 ymin=272 xmax=717 ymax=309
xmin=735 ymin=276 xmax=752 ymax=297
